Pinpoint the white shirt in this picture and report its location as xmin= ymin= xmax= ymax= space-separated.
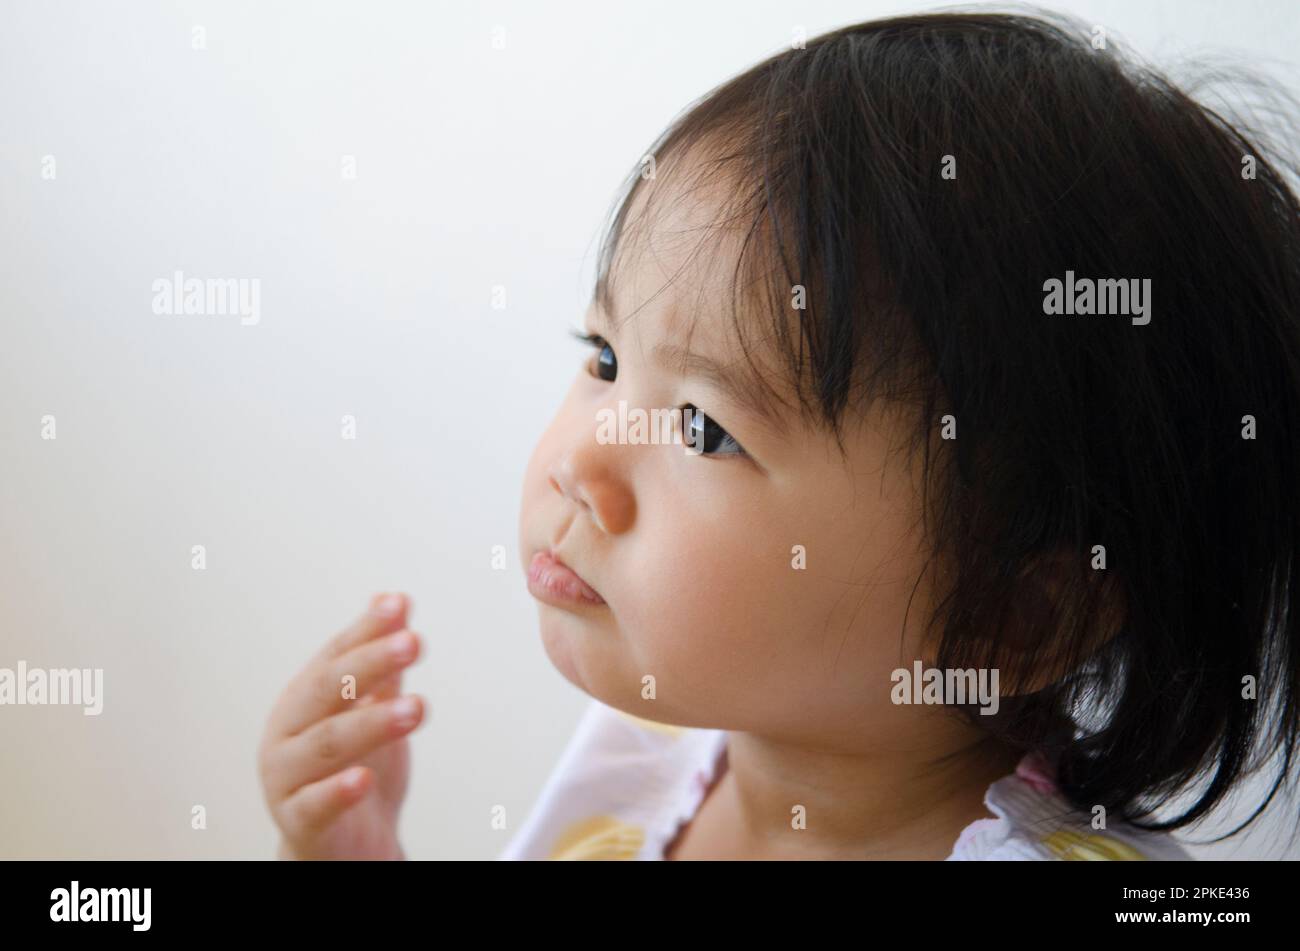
xmin=497 ymin=697 xmax=1195 ymax=860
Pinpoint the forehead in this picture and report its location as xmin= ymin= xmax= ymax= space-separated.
xmin=594 ymin=153 xmax=803 ymax=427
xmin=601 ymin=157 xmax=742 ymax=340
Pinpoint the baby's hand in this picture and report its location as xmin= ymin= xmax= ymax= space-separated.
xmin=258 ymin=592 xmax=425 ymax=860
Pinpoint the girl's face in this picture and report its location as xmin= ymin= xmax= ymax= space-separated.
xmin=518 ymin=180 xmax=971 ymax=752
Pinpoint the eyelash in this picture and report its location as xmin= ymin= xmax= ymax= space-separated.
xmin=569 ymin=328 xmax=747 ymax=459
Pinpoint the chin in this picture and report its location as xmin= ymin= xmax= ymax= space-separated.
xmin=536 ymin=607 xmax=587 ymax=692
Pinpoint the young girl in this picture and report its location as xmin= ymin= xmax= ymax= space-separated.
xmin=258 ymin=11 xmax=1300 ymax=860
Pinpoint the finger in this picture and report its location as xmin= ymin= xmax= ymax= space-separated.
xmin=274 ymin=629 xmax=421 ymax=738
xmin=276 ymin=765 xmax=374 ymax=846
xmin=359 ymin=671 xmax=403 ymax=706
xmin=314 ymin=592 xmax=411 ymax=665
xmin=268 ymin=695 xmax=425 ymax=800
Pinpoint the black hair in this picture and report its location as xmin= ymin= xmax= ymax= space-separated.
xmin=592 ymin=7 xmax=1300 ymax=841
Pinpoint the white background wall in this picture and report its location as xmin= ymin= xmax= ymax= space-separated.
xmin=2 ymin=0 xmax=1297 ymax=859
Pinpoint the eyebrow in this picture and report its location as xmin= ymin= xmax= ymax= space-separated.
xmin=588 ymin=301 xmax=789 ymax=438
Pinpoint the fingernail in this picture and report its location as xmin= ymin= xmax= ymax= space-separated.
xmin=392 ymin=697 xmax=421 ymax=726
xmin=372 ymin=593 xmax=404 ymax=617
xmin=389 ymin=631 xmax=417 ymax=660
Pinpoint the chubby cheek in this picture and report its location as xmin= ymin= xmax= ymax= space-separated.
xmin=517 ymin=438 xmax=551 ymax=568
xmin=610 ymin=512 xmax=809 ymax=726
xmin=622 ymin=502 xmax=932 ymax=735
xmin=517 ymin=390 xmax=580 ymax=567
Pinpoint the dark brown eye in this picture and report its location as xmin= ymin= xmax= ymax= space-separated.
xmin=571 ymin=330 xmax=617 ymax=382
xmin=593 ymin=338 xmax=617 ymax=382
xmin=682 ymin=404 xmax=745 ymax=457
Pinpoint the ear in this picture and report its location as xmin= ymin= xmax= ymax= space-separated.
xmin=991 ymin=547 xmax=1128 ymax=696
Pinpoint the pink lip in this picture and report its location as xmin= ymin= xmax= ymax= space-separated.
xmin=527 ymin=549 xmax=606 ymax=608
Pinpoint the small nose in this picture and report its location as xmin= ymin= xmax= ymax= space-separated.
xmin=548 ymin=450 xmax=634 ymax=535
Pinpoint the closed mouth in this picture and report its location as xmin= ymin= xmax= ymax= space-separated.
xmin=527 ymin=549 xmax=606 ymax=606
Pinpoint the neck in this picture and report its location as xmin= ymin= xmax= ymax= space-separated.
xmin=715 ymin=723 xmax=1024 ymax=860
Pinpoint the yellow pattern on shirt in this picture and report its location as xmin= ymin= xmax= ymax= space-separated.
xmin=1041 ymin=828 xmax=1147 ymax=860
xmin=549 ymin=815 xmax=645 ymax=860
xmin=613 ymin=709 xmax=687 ymax=736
